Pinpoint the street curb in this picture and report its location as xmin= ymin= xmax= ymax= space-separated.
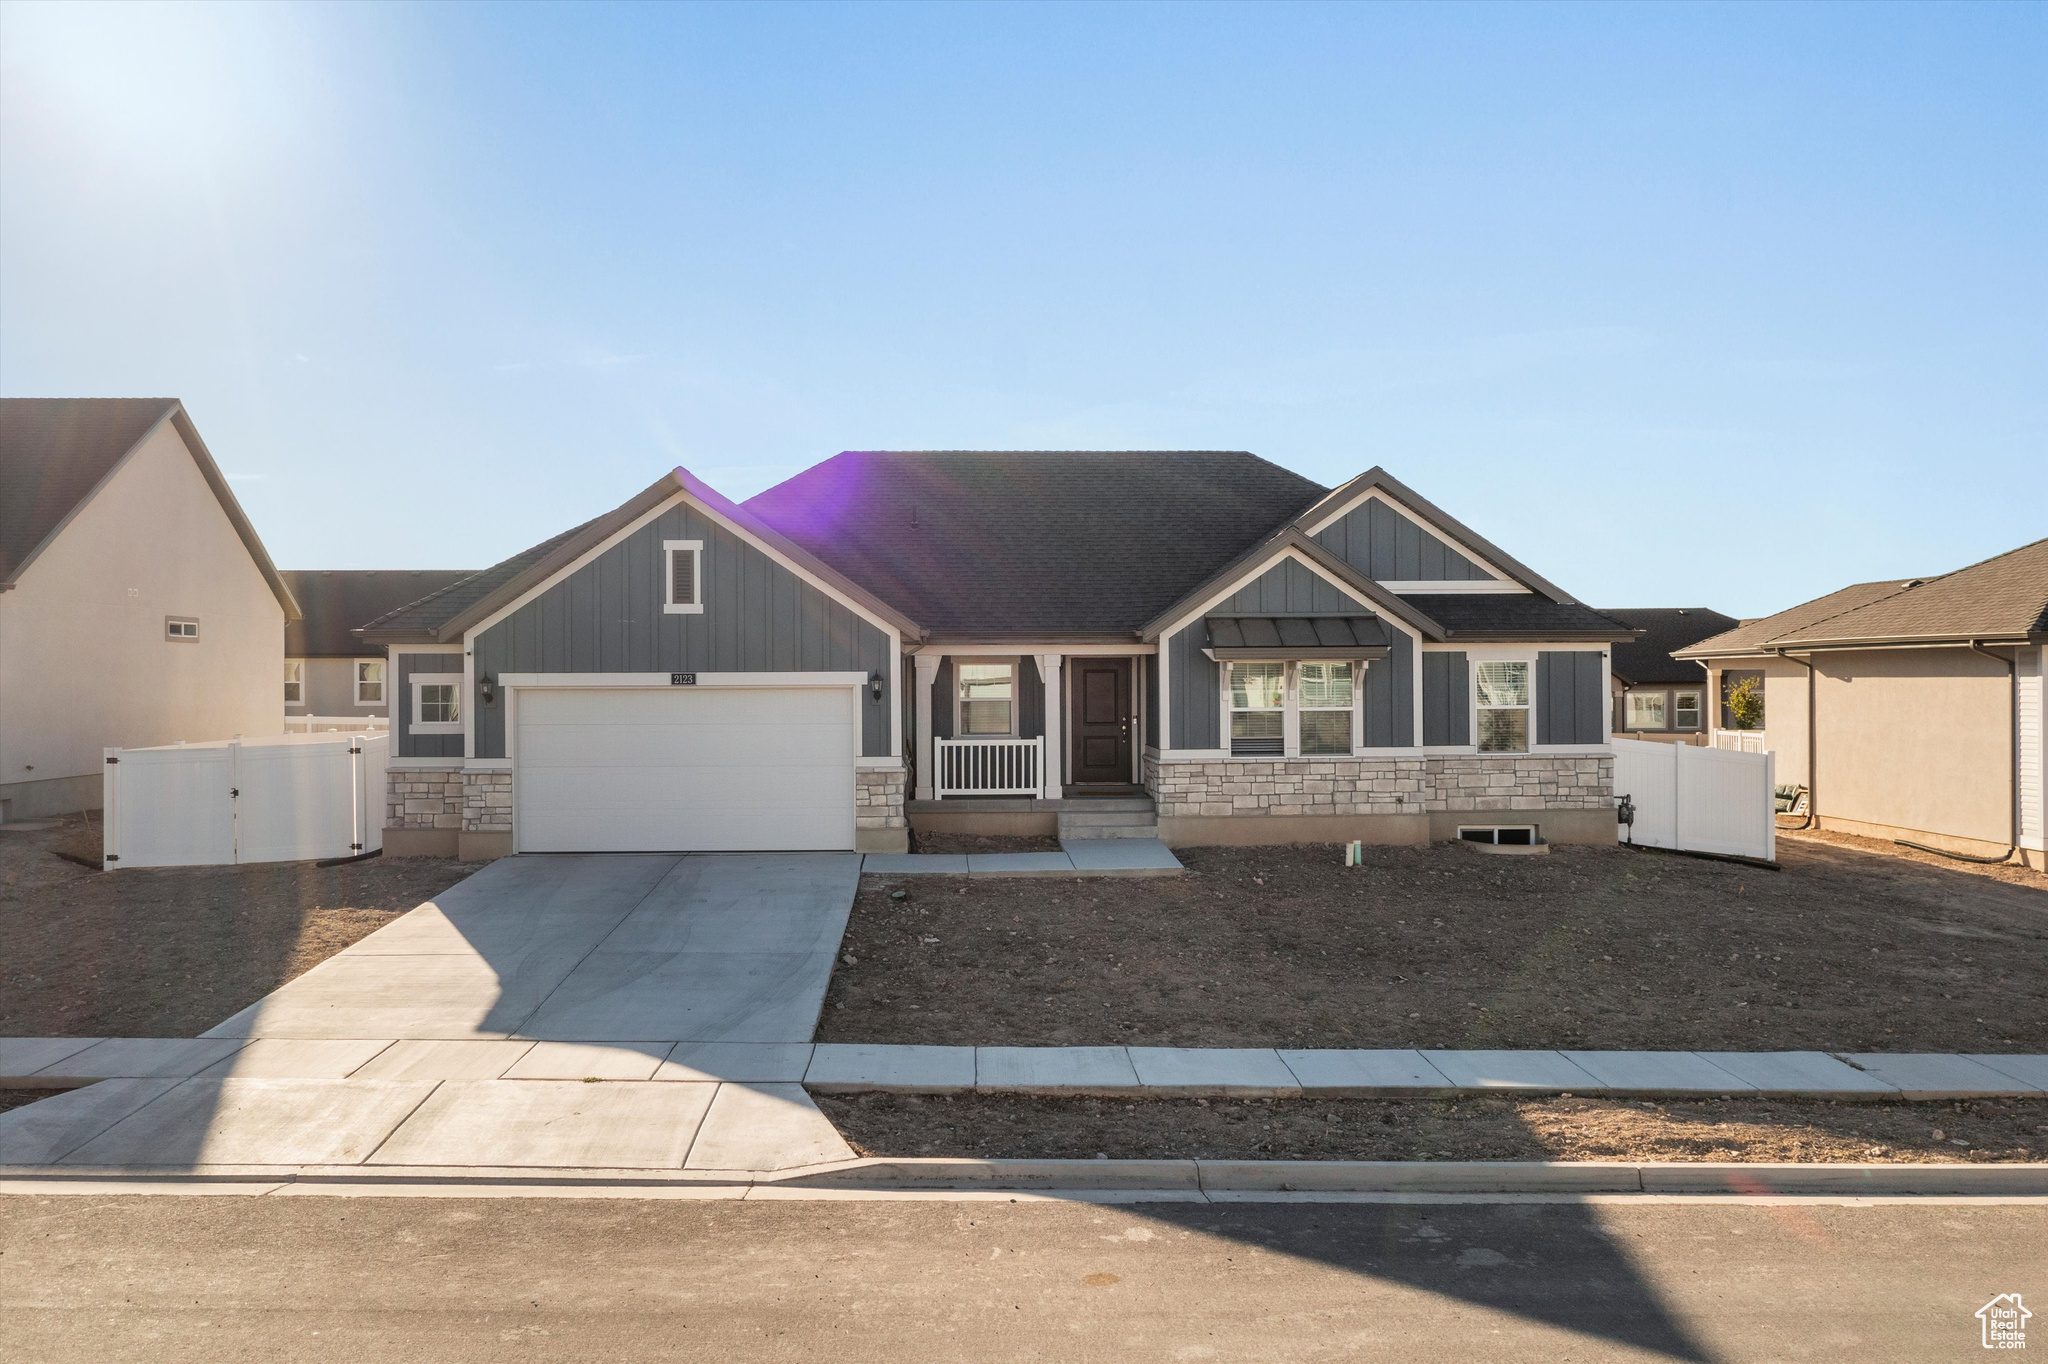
xmin=6 ymin=1158 xmax=2047 ymax=1198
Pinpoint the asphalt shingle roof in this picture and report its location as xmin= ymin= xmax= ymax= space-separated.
xmin=742 ymin=451 xmax=1328 ymax=637
xmin=1601 ymin=608 xmax=1741 ymax=685
xmin=283 ymin=570 xmax=478 ymax=656
xmin=358 ymin=517 xmax=603 ymax=638
xmin=1 ymin=398 xmax=177 ymax=579
xmin=1398 ymin=594 xmax=1636 ymax=640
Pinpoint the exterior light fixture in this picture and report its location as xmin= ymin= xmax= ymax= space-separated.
xmin=869 ymin=671 xmax=885 ymax=702
xmin=480 ymin=675 xmax=497 ymax=706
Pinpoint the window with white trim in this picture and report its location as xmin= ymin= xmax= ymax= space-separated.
xmin=284 ymin=660 xmax=305 ymax=706
xmin=1228 ymin=662 xmax=1285 ymax=755
xmin=1674 ymin=690 xmax=1702 ymax=730
xmin=664 ymin=539 xmax=704 ymax=614
xmin=1297 ymin=662 xmax=1355 ymax=755
xmin=1626 ymin=690 xmax=1667 ymax=731
xmin=165 ymin=616 xmax=199 ymax=641
xmin=956 ymin=661 xmax=1015 ymax=736
xmin=1475 ymin=660 xmax=1530 ymax=753
xmin=356 ymin=660 xmax=385 ymax=705
xmin=411 ymin=674 xmax=462 ymax=732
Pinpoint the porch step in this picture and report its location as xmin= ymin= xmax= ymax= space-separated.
xmin=1057 ymin=800 xmax=1159 ymax=841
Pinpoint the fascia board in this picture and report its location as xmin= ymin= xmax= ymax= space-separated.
xmin=1295 ymin=467 xmax=1580 ymax=605
xmin=1144 ymin=531 xmax=1446 ymax=643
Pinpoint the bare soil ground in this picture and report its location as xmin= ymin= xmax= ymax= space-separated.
xmin=911 ymin=831 xmax=1064 ymax=855
xmin=0 ymin=815 xmax=474 ymax=1037
xmin=818 ymin=1093 xmax=2048 ymax=1163
xmin=820 ymin=838 xmax=2048 ymax=1052
xmin=1779 ymin=825 xmax=2048 ymax=891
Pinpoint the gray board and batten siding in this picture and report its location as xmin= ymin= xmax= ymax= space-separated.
xmin=1313 ymin=498 xmax=1495 ymax=582
xmin=395 ymin=653 xmax=465 ymax=758
xmin=927 ymin=655 xmax=1044 ymax=742
xmin=466 ymin=503 xmax=895 ymax=760
xmin=1421 ymin=652 xmax=1471 ymax=747
xmin=1166 ymin=558 xmax=1415 ymax=751
xmin=1536 ymin=651 xmax=1607 ymax=746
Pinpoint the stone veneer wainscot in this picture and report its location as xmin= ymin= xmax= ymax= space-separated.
xmin=1144 ymin=753 xmax=1611 ymax=817
xmin=856 ymin=766 xmax=908 ymax=831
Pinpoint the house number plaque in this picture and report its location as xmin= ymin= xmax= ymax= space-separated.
xmin=671 ymin=673 xmax=696 ymax=685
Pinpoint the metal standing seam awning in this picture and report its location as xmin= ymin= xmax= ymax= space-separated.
xmin=1202 ymin=614 xmax=1393 ymax=662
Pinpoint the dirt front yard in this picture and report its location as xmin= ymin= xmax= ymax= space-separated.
xmin=0 ymin=815 xmax=474 ymax=1037
xmin=819 ymin=1093 xmax=2048 ymax=1164
xmin=819 ymin=838 xmax=2048 ymax=1053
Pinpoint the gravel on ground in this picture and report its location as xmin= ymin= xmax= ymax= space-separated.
xmin=1 ymin=815 xmax=475 ymax=1037
xmin=820 ymin=838 xmax=2048 ymax=1052
xmin=817 ymin=1092 xmax=2048 ymax=1163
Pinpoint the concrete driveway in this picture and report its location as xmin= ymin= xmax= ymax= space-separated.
xmin=3 ymin=854 xmax=863 ymax=1172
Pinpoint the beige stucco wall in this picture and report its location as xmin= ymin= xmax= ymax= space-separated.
xmin=0 ymin=421 xmax=284 ymax=815
xmin=1706 ymin=647 xmax=2016 ymax=849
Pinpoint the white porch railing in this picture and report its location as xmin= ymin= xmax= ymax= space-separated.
xmin=1712 ymin=729 xmax=1766 ymax=754
xmin=935 ymin=736 xmax=1043 ymax=798
xmin=286 ymin=714 xmax=390 ymax=734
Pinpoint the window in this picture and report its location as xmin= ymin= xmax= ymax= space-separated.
xmin=411 ymin=675 xmax=462 ymax=732
xmin=664 ymin=539 xmax=704 ymax=614
xmin=1475 ymin=660 xmax=1530 ymax=753
xmin=356 ymin=660 xmax=386 ymax=705
xmin=1229 ymin=662 xmax=1285 ymax=755
xmin=1675 ymin=690 xmax=1703 ymax=730
xmin=1626 ymin=690 xmax=1668 ymax=731
xmin=957 ymin=662 xmax=1015 ymax=735
xmin=165 ymin=616 xmax=199 ymax=641
xmin=1298 ymin=662 xmax=1354 ymax=755
xmin=284 ymin=660 xmax=305 ymax=706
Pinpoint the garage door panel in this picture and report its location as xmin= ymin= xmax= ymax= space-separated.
xmin=514 ymin=687 xmax=858 ymax=853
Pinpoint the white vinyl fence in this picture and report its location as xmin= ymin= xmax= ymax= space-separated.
xmin=284 ymin=714 xmax=389 ymax=734
xmin=1613 ymin=737 xmax=1776 ymax=861
xmin=935 ymin=736 xmax=1044 ymax=797
xmin=102 ymin=732 xmax=388 ymax=869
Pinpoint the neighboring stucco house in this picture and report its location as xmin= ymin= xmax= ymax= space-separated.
xmin=282 ymin=571 xmax=473 ymax=721
xmin=360 ymin=452 xmax=1633 ymax=860
xmin=0 ymin=398 xmax=298 ymax=820
xmin=1603 ymin=608 xmax=1738 ymax=745
xmin=1676 ymin=538 xmax=2048 ymax=869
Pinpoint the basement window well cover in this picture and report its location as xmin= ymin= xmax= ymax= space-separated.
xmin=1459 ymin=826 xmax=1536 ymax=845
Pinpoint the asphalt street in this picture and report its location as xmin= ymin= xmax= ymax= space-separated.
xmin=4 ymin=1193 xmax=2042 ymax=1361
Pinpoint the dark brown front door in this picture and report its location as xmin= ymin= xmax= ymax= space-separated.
xmin=1069 ymin=658 xmax=1132 ymax=785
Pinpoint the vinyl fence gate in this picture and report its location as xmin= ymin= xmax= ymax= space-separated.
xmin=1612 ymin=737 xmax=1776 ymax=862
xmin=102 ymin=732 xmax=389 ymax=869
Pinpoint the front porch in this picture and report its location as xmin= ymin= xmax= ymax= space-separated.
xmin=911 ymin=647 xmax=1150 ymax=804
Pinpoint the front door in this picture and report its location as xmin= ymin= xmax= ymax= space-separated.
xmin=1069 ymin=657 xmax=1133 ymax=785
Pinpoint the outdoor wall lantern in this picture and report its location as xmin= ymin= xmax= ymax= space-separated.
xmin=479 ymin=675 xmax=497 ymax=706
xmin=868 ymin=671 xmax=885 ymax=702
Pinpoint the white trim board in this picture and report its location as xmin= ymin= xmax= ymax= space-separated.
xmin=911 ymin=642 xmax=1157 ymax=656
xmin=1298 ymin=486 xmax=1520 ymax=586
xmin=495 ymin=672 xmax=870 ymax=689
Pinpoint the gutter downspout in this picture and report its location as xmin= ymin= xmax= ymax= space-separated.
xmin=1895 ymin=640 xmax=2019 ymax=866
xmin=1770 ymin=651 xmax=1817 ymax=832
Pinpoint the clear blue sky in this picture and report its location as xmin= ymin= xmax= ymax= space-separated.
xmin=3 ymin=2 xmax=2041 ymax=616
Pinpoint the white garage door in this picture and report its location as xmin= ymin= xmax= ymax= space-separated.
xmin=514 ymin=686 xmax=857 ymax=852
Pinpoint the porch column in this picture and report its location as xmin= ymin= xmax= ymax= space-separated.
xmin=914 ymin=653 xmax=940 ymax=800
xmin=1039 ymin=654 xmax=1063 ymax=801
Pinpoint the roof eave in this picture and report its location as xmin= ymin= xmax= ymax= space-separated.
xmin=1139 ymin=528 xmax=1447 ymax=642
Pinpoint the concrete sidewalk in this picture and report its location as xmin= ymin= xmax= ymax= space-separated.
xmin=860 ymin=838 xmax=1183 ymax=878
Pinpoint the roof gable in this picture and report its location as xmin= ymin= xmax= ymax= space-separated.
xmin=1312 ymin=493 xmax=1498 ymax=583
xmin=0 ymin=397 xmax=298 ymax=618
xmin=1298 ymin=468 xmax=1573 ymax=601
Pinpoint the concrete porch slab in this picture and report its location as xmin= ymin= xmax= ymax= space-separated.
xmin=861 ymin=854 xmax=969 ymax=875
xmin=805 ymin=1044 xmax=976 ymax=1093
xmin=0 ymin=1078 xmax=182 ymax=1165
xmin=33 ymin=1037 xmax=248 ymax=1080
xmin=1 ymin=1038 xmax=104 ymax=1084
xmin=684 ymin=1082 xmax=854 ymax=1170
xmin=1060 ymin=839 xmax=1184 ymax=875
xmin=1421 ymin=1050 xmax=1602 ymax=1092
xmin=60 ymin=1078 xmax=438 ymax=1166
xmin=1691 ymin=1051 xmax=1898 ymax=1097
xmin=1563 ymin=1051 xmax=1759 ymax=1096
xmin=503 ymin=1041 xmax=673 ymax=1081
xmin=976 ymin=1047 xmax=1142 ymax=1094
xmin=966 ymin=852 xmax=1075 ymax=876
xmin=1839 ymin=1053 xmax=2043 ymax=1100
xmin=657 ymin=1042 xmax=816 ymax=1084
xmin=348 ymin=1040 xmax=538 ymax=1081
xmin=1127 ymin=1048 xmax=1300 ymax=1097
xmin=1969 ymin=1055 xmax=2048 ymax=1091
xmin=1277 ymin=1049 xmax=1449 ymax=1095
xmin=195 ymin=1039 xmax=395 ymax=1080
xmin=367 ymin=1079 xmax=716 ymax=1169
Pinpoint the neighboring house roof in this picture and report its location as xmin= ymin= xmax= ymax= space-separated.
xmin=283 ymin=570 xmax=477 ymax=657
xmin=1397 ymin=594 xmax=1636 ymax=643
xmin=1602 ymin=608 xmax=1741 ymax=685
xmin=743 ymin=451 xmax=1327 ymax=639
xmin=0 ymin=397 xmax=298 ymax=618
xmin=1676 ymin=538 xmax=2048 ymax=657
xmin=359 ymin=466 xmax=923 ymax=644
